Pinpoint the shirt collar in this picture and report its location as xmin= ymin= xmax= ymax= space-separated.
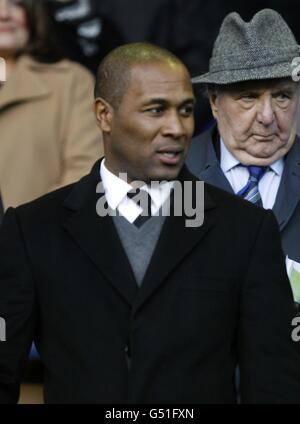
xmin=100 ymin=159 xmax=174 ymax=211
xmin=269 ymin=158 xmax=284 ymax=176
xmin=143 ymin=180 xmax=174 ymax=212
xmin=220 ymin=138 xmax=284 ymax=176
xmin=100 ymin=160 xmax=132 ymax=210
xmin=220 ymin=139 xmax=239 ymax=173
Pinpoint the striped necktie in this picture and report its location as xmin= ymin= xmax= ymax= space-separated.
xmin=237 ymin=166 xmax=267 ymax=207
xmin=127 ymin=188 xmax=152 ymax=228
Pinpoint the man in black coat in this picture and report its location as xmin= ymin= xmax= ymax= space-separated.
xmin=0 ymin=43 xmax=299 ymax=403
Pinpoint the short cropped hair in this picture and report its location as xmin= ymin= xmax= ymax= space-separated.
xmin=94 ymin=42 xmax=184 ymax=108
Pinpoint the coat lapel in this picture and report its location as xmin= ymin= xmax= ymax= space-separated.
xmin=61 ymin=160 xmax=138 ymax=307
xmin=199 ymin=162 xmax=234 ymax=193
xmin=187 ymin=126 xmax=234 ymax=194
xmin=272 ymin=138 xmax=300 ymax=230
xmin=132 ymin=167 xmax=216 ymax=315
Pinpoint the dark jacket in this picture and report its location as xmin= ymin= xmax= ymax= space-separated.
xmin=0 ymin=160 xmax=299 ymax=403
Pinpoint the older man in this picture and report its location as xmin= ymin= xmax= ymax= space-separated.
xmin=0 ymin=42 xmax=299 ymax=404
xmin=186 ymin=9 xmax=300 ymax=304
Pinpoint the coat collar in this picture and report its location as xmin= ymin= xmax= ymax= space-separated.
xmin=62 ymin=159 xmax=139 ymax=307
xmin=272 ymin=136 xmax=300 ymax=230
xmin=0 ymin=55 xmax=69 ymax=109
xmin=187 ymin=126 xmax=234 ymax=193
xmin=61 ymin=159 xmax=216 ymax=314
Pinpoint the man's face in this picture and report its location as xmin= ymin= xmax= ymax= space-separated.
xmin=97 ymin=61 xmax=195 ymax=183
xmin=210 ymin=79 xmax=299 ymax=165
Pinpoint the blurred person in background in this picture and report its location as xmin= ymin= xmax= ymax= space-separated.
xmin=46 ymin=0 xmax=124 ymax=75
xmin=0 ymin=0 xmax=103 ymax=210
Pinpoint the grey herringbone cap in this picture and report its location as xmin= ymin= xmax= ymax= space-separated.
xmin=192 ymin=9 xmax=300 ymax=85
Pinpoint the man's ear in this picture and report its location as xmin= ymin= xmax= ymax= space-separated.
xmin=208 ymin=93 xmax=219 ymax=119
xmin=94 ymin=97 xmax=114 ymax=133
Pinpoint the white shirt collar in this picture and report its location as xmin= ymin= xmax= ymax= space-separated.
xmin=269 ymin=158 xmax=284 ymax=176
xmin=100 ymin=159 xmax=174 ymax=215
xmin=220 ymin=138 xmax=284 ymax=176
xmin=220 ymin=139 xmax=239 ymax=173
xmin=100 ymin=159 xmax=132 ymax=210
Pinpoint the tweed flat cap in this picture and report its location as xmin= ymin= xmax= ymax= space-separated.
xmin=192 ymin=9 xmax=300 ymax=85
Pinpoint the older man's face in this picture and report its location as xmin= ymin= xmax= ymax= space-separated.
xmin=209 ymin=79 xmax=299 ymax=165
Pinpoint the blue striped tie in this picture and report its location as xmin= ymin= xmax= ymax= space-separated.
xmin=237 ymin=166 xmax=267 ymax=207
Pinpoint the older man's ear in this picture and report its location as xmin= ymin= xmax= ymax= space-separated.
xmin=208 ymin=93 xmax=219 ymax=119
xmin=94 ymin=98 xmax=114 ymax=133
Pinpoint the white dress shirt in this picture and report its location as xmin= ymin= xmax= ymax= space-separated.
xmin=220 ymin=139 xmax=284 ymax=209
xmin=100 ymin=160 xmax=174 ymax=223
